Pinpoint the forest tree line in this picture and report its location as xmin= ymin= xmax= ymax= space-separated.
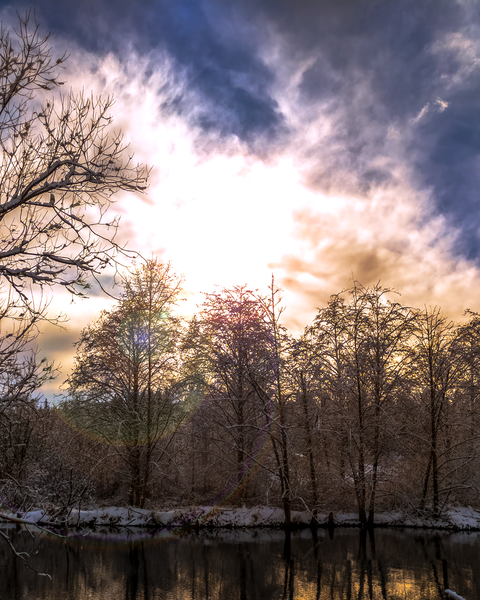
xmin=0 ymin=13 xmax=479 ymax=530
xmin=2 ymin=258 xmax=480 ymax=527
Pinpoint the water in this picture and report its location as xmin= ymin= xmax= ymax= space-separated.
xmin=1 ymin=525 xmax=479 ymax=599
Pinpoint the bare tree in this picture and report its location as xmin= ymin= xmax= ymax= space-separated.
xmin=307 ymin=284 xmax=415 ymax=525
xmin=0 ymin=11 xmax=148 ymax=316
xmin=287 ymin=334 xmax=323 ymax=518
xmin=194 ymin=285 xmax=271 ymax=506
xmin=412 ymin=307 xmax=468 ymax=516
xmin=62 ymin=260 xmax=201 ymax=508
xmin=249 ymin=278 xmax=295 ymax=526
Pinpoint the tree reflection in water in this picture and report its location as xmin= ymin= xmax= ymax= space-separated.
xmin=0 ymin=525 xmax=479 ymax=599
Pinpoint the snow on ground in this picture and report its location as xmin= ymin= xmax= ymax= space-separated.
xmin=2 ymin=505 xmax=480 ymax=530
xmin=445 ymin=591 xmax=467 ymax=600
xmin=369 ymin=506 xmax=480 ymax=530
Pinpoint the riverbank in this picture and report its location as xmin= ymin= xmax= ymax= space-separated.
xmin=2 ymin=504 xmax=480 ymax=531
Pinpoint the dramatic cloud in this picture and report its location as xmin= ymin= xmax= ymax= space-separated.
xmin=4 ymin=0 xmax=480 ymax=397
xmin=18 ymin=0 xmax=286 ymax=146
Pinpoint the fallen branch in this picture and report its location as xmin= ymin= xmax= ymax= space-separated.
xmin=0 ymin=511 xmax=65 ymax=538
xmin=0 ymin=529 xmax=51 ymax=578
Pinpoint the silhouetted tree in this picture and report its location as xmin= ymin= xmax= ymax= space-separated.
xmin=0 ymin=12 xmax=148 ymax=317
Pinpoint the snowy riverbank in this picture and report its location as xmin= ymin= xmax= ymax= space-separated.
xmin=3 ymin=505 xmax=480 ymax=531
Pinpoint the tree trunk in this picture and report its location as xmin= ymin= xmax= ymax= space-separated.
xmin=367 ymin=453 xmax=379 ymax=527
xmin=270 ymin=427 xmax=291 ymax=528
xmin=368 ymin=400 xmax=381 ymax=527
xmin=300 ymin=373 xmax=319 ymax=515
xmin=129 ymin=366 xmax=142 ymax=507
xmin=430 ymin=365 xmax=439 ymax=516
xmin=356 ymin=376 xmax=367 ymax=525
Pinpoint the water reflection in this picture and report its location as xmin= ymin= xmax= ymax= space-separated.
xmin=0 ymin=525 xmax=479 ymax=600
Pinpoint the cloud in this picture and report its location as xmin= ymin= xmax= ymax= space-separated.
xmin=16 ymin=0 xmax=286 ymax=146
xmin=11 ymin=0 xmax=480 ymax=260
xmin=231 ymin=0 xmax=480 ymax=260
xmin=436 ymin=98 xmax=449 ymax=113
xmin=273 ymin=181 xmax=480 ymax=332
xmin=413 ymin=104 xmax=430 ymax=124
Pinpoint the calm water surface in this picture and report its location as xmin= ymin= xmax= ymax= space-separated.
xmin=1 ymin=525 xmax=479 ymax=599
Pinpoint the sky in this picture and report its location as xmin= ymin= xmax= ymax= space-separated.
xmin=3 ymin=0 xmax=480 ymax=398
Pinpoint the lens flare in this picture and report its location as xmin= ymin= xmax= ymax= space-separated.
xmin=117 ymin=309 xmax=170 ymax=364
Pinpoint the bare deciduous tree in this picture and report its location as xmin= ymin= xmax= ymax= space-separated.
xmin=413 ymin=307 xmax=467 ymax=516
xmin=194 ymin=285 xmax=270 ymax=505
xmin=62 ymin=260 xmax=201 ymax=508
xmin=0 ymin=11 xmax=148 ymax=315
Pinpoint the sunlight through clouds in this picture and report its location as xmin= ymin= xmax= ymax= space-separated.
xmin=11 ymin=1 xmax=480 ymax=398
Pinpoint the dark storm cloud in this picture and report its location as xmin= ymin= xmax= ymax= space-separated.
xmin=415 ymin=97 xmax=480 ymax=260
xmin=230 ymin=0 xmax=480 ymax=256
xmin=17 ymin=0 xmax=283 ymax=144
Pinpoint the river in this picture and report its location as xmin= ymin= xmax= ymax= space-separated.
xmin=1 ymin=525 xmax=479 ymax=599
